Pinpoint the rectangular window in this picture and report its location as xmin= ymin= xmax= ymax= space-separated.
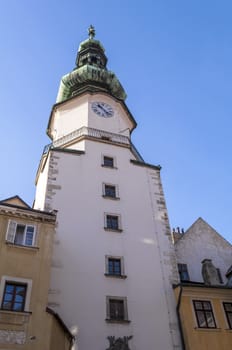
xmin=108 ymin=258 xmax=121 ymax=275
xmin=106 ymin=296 xmax=129 ymax=322
xmin=105 ymin=214 xmax=121 ymax=231
xmin=1 ymin=282 xmax=27 ymax=312
xmin=178 ymin=263 xmax=190 ymax=282
xmin=223 ymin=302 xmax=232 ymax=329
xmin=193 ymin=300 xmax=216 ymax=328
xmin=6 ymin=220 xmax=36 ymax=247
xmin=104 ymin=185 xmax=116 ymax=198
xmin=103 ymin=156 xmax=114 ymax=168
xmin=110 ymin=299 xmax=124 ymax=320
xmin=105 ymin=256 xmax=126 ymax=278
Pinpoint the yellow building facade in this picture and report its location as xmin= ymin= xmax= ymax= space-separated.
xmin=0 ymin=196 xmax=73 ymax=349
xmin=174 ymin=283 xmax=232 ymax=350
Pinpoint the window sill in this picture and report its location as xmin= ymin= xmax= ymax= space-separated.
xmin=101 ymin=165 xmax=117 ymax=169
xmin=104 ymin=228 xmax=123 ymax=233
xmin=105 ymin=319 xmax=131 ymax=324
xmin=0 ymin=309 xmax=31 ymax=325
xmin=102 ymin=195 xmax=120 ymax=200
xmin=5 ymin=242 xmax=39 ymax=251
xmin=105 ymin=273 xmax=127 ymax=279
xmin=194 ymin=327 xmax=221 ymax=332
xmin=0 ymin=309 xmax=32 ymax=315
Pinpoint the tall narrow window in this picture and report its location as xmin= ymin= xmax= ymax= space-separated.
xmin=223 ymin=302 xmax=232 ymax=329
xmin=1 ymin=282 xmax=27 ymax=312
xmin=178 ymin=263 xmax=190 ymax=282
xmin=193 ymin=300 xmax=216 ymax=328
xmin=108 ymin=258 xmax=121 ymax=276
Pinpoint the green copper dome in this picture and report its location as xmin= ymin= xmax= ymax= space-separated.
xmin=56 ymin=26 xmax=127 ymax=103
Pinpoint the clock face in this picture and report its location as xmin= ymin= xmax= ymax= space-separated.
xmin=91 ymin=102 xmax=114 ymax=118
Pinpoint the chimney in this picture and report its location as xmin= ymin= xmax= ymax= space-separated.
xmin=201 ymin=259 xmax=221 ymax=285
xmin=171 ymin=227 xmax=185 ymax=244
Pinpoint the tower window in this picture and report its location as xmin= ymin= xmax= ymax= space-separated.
xmin=108 ymin=258 xmax=121 ymax=275
xmin=105 ymin=256 xmax=126 ymax=278
xmin=103 ymin=183 xmax=119 ymax=199
xmin=106 ymin=296 xmax=129 ymax=323
xmin=104 ymin=214 xmax=122 ymax=231
xmin=103 ymin=156 xmax=114 ymax=168
xmin=193 ymin=300 xmax=216 ymax=328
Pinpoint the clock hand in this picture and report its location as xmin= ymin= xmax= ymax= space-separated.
xmin=97 ymin=104 xmax=109 ymax=114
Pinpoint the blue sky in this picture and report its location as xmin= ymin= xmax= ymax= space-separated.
xmin=0 ymin=1 xmax=231 ymax=242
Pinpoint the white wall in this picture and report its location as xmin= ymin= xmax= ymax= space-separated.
xmin=41 ymin=140 xmax=180 ymax=350
xmin=175 ymin=218 xmax=232 ymax=283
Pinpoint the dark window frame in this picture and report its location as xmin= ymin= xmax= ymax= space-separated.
xmin=104 ymin=184 xmax=116 ymax=198
xmin=105 ymin=214 xmax=120 ymax=231
xmin=108 ymin=258 xmax=121 ymax=276
xmin=193 ymin=300 xmax=216 ymax=329
xmin=178 ymin=263 xmax=190 ymax=282
xmin=223 ymin=302 xmax=232 ymax=329
xmin=106 ymin=296 xmax=129 ymax=323
xmin=103 ymin=156 xmax=114 ymax=168
xmin=109 ymin=299 xmax=124 ymax=320
xmin=1 ymin=282 xmax=27 ymax=312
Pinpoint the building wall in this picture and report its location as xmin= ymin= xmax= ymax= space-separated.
xmin=174 ymin=285 xmax=232 ymax=350
xmin=0 ymin=204 xmax=72 ymax=349
xmin=175 ymin=218 xmax=232 ymax=284
xmin=35 ymin=134 xmax=181 ymax=350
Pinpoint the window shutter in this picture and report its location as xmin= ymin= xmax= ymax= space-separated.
xmin=6 ymin=220 xmax=17 ymax=243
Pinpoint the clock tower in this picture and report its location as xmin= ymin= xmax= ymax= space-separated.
xmin=34 ymin=27 xmax=181 ymax=350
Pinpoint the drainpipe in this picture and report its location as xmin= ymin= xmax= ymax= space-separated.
xmin=176 ymin=285 xmax=186 ymax=350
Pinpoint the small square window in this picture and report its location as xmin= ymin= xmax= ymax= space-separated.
xmin=193 ymin=300 xmax=216 ymax=328
xmin=103 ymin=183 xmax=119 ymax=199
xmin=105 ymin=214 xmax=121 ymax=231
xmin=105 ymin=256 xmax=126 ymax=278
xmin=103 ymin=156 xmax=114 ymax=168
xmin=178 ymin=263 xmax=190 ymax=282
xmin=1 ymin=282 xmax=27 ymax=312
xmin=223 ymin=302 xmax=232 ymax=329
xmin=106 ymin=296 xmax=129 ymax=323
xmin=105 ymin=185 xmax=116 ymax=198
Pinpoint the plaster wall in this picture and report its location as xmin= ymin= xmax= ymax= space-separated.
xmin=0 ymin=209 xmax=56 ymax=349
xmin=37 ymin=139 xmax=180 ymax=350
xmin=50 ymin=93 xmax=133 ymax=142
xmin=175 ymin=218 xmax=232 ymax=283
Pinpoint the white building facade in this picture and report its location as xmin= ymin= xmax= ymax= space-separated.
xmin=34 ymin=27 xmax=181 ymax=350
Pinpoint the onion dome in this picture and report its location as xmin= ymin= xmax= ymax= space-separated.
xmin=56 ymin=26 xmax=127 ymax=103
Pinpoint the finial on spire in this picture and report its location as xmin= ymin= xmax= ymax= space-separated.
xmin=88 ymin=25 xmax=95 ymax=39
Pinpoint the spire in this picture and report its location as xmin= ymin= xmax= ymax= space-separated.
xmin=88 ymin=25 xmax=95 ymax=39
xmin=56 ymin=27 xmax=127 ymax=103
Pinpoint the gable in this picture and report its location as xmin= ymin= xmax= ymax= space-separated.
xmin=0 ymin=196 xmax=31 ymax=209
xmin=177 ymin=217 xmax=232 ymax=249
